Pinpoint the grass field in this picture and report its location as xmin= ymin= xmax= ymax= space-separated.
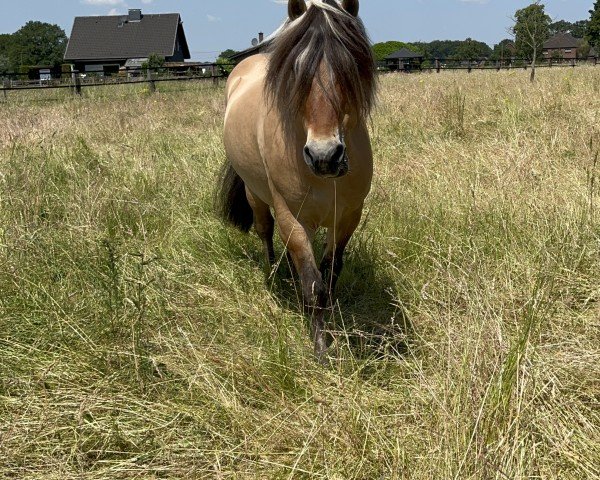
xmin=1 ymin=68 xmax=599 ymax=479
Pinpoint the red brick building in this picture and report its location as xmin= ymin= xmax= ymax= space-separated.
xmin=542 ymin=33 xmax=581 ymax=61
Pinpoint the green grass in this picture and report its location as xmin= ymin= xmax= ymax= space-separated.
xmin=0 ymin=70 xmax=599 ymax=479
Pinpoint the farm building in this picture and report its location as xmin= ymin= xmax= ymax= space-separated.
xmin=64 ymin=9 xmax=190 ymax=75
xmin=384 ymin=48 xmax=424 ymax=72
xmin=542 ymin=33 xmax=581 ymax=61
xmin=228 ymin=33 xmax=269 ymax=63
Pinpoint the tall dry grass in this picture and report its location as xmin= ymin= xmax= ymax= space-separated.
xmin=0 ymin=69 xmax=599 ymax=479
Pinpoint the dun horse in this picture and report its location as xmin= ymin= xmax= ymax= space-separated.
xmin=219 ymin=0 xmax=376 ymax=358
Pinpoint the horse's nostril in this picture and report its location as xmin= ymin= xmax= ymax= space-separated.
xmin=332 ymin=143 xmax=346 ymax=164
xmin=303 ymin=145 xmax=314 ymax=164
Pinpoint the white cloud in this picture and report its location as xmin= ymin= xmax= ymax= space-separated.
xmin=108 ymin=8 xmax=121 ymax=15
xmin=82 ymin=0 xmax=124 ymax=5
xmin=459 ymin=0 xmax=489 ymax=4
xmin=206 ymin=14 xmax=222 ymax=23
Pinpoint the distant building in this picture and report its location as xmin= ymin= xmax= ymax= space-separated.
xmin=384 ymin=48 xmax=424 ymax=72
xmin=64 ymin=9 xmax=190 ymax=74
xmin=542 ymin=33 xmax=581 ymax=61
xmin=228 ymin=32 xmax=269 ymax=63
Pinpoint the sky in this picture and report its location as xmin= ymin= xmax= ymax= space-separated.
xmin=0 ymin=0 xmax=594 ymax=61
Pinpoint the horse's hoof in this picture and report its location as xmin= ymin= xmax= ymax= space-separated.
xmin=314 ymin=338 xmax=330 ymax=365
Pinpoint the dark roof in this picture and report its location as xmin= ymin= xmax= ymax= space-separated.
xmin=385 ymin=48 xmax=424 ymax=60
xmin=64 ymin=13 xmax=190 ymax=61
xmin=543 ymin=33 xmax=581 ymax=50
xmin=228 ymin=42 xmax=271 ymax=62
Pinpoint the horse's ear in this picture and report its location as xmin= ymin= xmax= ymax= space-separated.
xmin=288 ymin=0 xmax=307 ymax=20
xmin=342 ymin=0 xmax=359 ymax=17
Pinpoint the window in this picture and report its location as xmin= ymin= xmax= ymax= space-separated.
xmin=564 ymin=49 xmax=572 ymax=53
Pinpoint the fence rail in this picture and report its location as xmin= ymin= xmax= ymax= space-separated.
xmin=0 ymin=63 xmax=233 ymax=97
xmin=1 ymin=57 xmax=598 ymax=98
xmin=382 ymin=56 xmax=598 ymax=73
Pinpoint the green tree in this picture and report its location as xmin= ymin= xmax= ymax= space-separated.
xmin=8 ymin=21 xmax=67 ymax=70
xmin=511 ymin=1 xmax=551 ymax=82
xmin=0 ymin=33 xmax=12 ymax=73
xmin=371 ymin=41 xmax=417 ymax=62
xmin=549 ymin=19 xmax=589 ymax=38
xmin=215 ymin=50 xmax=240 ymax=75
xmin=588 ymin=1 xmax=600 ymax=49
xmin=491 ymin=39 xmax=516 ymax=62
xmin=452 ymin=38 xmax=492 ymax=61
xmin=219 ymin=49 xmax=239 ymax=60
xmin=549 ymin=20 xmax=573 ymax=36
xmin=577 ymin=39 xmax=591 ymax=59
xmin=571 ymin=20 xmax=589 ymax=38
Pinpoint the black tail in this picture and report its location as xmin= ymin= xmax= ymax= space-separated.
xmin=216 ymin=162 xmax=254 ymax=233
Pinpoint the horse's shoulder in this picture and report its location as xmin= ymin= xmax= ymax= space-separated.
xmin=226 ymin=55 xmax=269 ymax=102
xmin=228 ymin=55 xmax=268 ymax=83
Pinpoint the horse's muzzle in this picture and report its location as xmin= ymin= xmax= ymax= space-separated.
xmin=303 ymin=141 xmax=349 ymax=178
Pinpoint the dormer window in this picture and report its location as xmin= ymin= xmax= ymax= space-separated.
xmin=128 ymin=9 xmax=142 ymax=22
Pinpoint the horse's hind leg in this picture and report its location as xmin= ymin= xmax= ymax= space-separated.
xmin=246 ymin=188 xmax=275 ymax=269
xmin=320 ymin=207 xmax=362 ymax=299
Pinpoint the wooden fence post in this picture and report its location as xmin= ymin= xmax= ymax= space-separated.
xmin=2 ymin=78 xmax=9 ymax=100
xmin=435 ymin=58 xmax=440 ymax=73
xmin=211 ymin=65 xmax=219 ymax=86
xmin=147 ymin=69 xmax=156 ymax=93
xmin=75 ymin=74 xmax=82 ymax=96
xmin=571 ymin=59 xmax=576 ymax=68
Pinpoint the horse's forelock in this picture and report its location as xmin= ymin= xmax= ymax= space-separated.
xmin=265 ymin=0 xmax=376 ymax=142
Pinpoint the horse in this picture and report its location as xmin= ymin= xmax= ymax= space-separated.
xmin=218 ymin=0 xmax=376 ymax=359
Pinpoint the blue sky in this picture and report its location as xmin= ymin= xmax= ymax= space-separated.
xmin=0 ymin=1 xmax=594 ymax=61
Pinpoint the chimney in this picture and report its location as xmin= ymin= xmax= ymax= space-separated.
xmin=258 ymin=32 xmax=264 ymax=43
xmin=128 ymin=9 xmax=142 ymax=22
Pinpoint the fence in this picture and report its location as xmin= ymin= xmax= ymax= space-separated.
xmin=1 ymin=57 xmax=598 ymax=99
xmin=384 ymin=56 xmax=598 ymax=74
xmin=0 ymin=63 xmax=235 ymax=98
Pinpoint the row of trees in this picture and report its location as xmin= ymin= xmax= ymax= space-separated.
xmin=0 ymin=21 xmax=67 ymax=74
xmin=372 ymin=1 xmax=600 ymax=77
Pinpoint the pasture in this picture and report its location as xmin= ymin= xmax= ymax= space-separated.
xmin=0 ymin=68 xmax=599 ymax=479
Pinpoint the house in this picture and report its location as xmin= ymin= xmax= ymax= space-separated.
xmin=384 ymin=48 xmax=424 ymax=72
xmin=64 ymin=9 xmax=190 ymax=75
xmin=542 ymin=33 xmax=581 ymax=61
xmin=228 ymin=33 xmax=269 ymax=63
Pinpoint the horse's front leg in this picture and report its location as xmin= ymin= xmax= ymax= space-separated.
xmin=273 ymin=206 xmax=328 ymax=360
xmin=320 ymin=207 xmax=363 ymax=300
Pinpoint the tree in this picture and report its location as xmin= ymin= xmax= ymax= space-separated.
xmin=549 ymin=20 xmax=573 ymax=36
xmin=0 ymin=34 xmax=12 ymax=73
xmin=452 ymin=38 xmax=492 ymax=61
xmin=511 ymin=2 xmax=551 ymax=82
xmin=371 ymin=41 xmax=417 ymax=62
xmin=491 ymin=39 xmax=516 ymax=62
xmin=219 ymin=49 xmax=239 ymax=60
xmin=549 ymin=19 xmax=589 ymax=38
xmin=588 ymin=1 xmax=600 ymax=49
xmin=571 ymin=20 xmax=589 ymax=38
xmin=8 ymin=22 xmax=67 ymax=70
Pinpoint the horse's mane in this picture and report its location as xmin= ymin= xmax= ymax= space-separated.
xmin=264 ymin=0 xmax=376 ymax=141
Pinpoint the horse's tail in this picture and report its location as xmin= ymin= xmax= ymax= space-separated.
xmin=216 ymin=161 xmax=254 ymax=233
